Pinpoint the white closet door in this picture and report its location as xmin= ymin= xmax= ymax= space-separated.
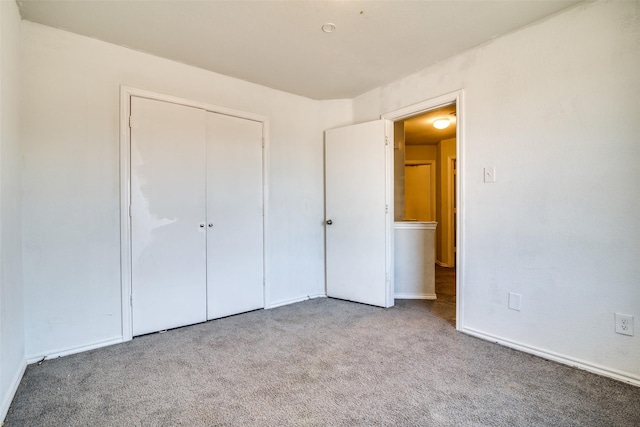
xmin=131 ymin=97 xmax=207 ymax=336
xmin=206 ymin=113 xmax=264 ymax=319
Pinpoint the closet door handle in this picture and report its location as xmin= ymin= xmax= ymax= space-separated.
xmin=199 ymin=223 xmax=205 ymax=228
xmin=208 ymin=223 xmax=213 ymax=228
xmin=326 ymin=219 xmax=333 ymax=225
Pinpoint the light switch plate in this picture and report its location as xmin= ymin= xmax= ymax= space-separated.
xmin=484 ymin=166 xmax=496 ymax=183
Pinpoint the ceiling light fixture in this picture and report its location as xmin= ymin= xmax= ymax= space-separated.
xmin=321 ymin=23 xmax=336 ymax=33
xmin=433 ymin=118 xmax=451 ymax=129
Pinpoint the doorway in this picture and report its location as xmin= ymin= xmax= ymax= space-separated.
xmin=382 ymin=91 xmax=462 ymax=328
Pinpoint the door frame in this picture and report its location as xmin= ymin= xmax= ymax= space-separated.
xmin=448 ymin=155 xmax=457 ymax=267
xmin=119 ymin=86 xmax=269 ymax=341
xmin=381 ymin=90 xmax=464 ymax=330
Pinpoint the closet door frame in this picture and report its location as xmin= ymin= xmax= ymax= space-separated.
xmin=119 ymin=86 xmax=269 ymax=342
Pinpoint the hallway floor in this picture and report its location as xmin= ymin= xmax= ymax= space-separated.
xmin=434 ymin=264 xmax=456 ymax=326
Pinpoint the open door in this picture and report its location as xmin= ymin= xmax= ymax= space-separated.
xmin=325 ymin=120 xmax=393 ymax=308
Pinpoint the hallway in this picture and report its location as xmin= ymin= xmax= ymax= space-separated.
xmin=434 ymin=264 xmax=456 ymax=326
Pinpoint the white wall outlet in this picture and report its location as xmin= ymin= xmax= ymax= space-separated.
xmin=508 ymin=292 xmax=521 ymax=311
xmin=483 ymin=166 xmax=495 ymax=183
xmin=615 ymin=313 xmax=634 ymax=336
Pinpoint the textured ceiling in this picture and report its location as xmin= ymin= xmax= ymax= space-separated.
xmin=17 ymin=0 xmax=580 ymax=100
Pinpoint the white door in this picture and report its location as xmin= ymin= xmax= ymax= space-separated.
xmin=206 ymin=113 xmax=264 ymax=319
xmin=325 ymin=120 xmax=393 ymax=308
xmin=131 ymin=97 xmax=207 ymax=335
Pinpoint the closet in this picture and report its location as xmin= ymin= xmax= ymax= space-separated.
xmin=130 ymin=96 xmax=263 ymax=336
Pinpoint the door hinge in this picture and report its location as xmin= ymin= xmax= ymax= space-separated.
xmin=385 ymin=136 xmax=390 ymax=146
xmin=385 ymin=204 xmax=389 ymax=214
xmin=129 ymin=116 xmax=133 ymax=128
xmin=129 ymin=205 xmax=132 ymax=217
xmin=130 ymin=294 xmax=133 ymax=306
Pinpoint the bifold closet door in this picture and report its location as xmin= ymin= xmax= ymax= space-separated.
xmin=131 ymin=97 xmax=207 ymax=336
xmin=206 ymin=113 xmax=264 ymax=319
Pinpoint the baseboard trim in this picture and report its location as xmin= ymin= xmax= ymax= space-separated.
xmin=26 ymin=336 xmax=124 ymax=365
xmin=1 ymin=356 xmax=27 ymax=423
xmin=266 ymin=293 xmax=326 ymax=309
xmin=395 ymin=293 xmax=437 ymax=300
xmin=461 ymin=326 xmax=640 ymax=387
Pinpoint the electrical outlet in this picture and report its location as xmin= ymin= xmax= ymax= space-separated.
xmin=508 ymin=292 xmax=521 ymax=311
xmin=615 ymin=313 xmax=634 ymax=336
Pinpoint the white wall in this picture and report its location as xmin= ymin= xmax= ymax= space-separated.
xmin=21 ymin=22 xmax=352 ymax=359
xmin=354 ymin=1 xmax=640 ymax=382
xmin=0 ymin=0 xmax=25 ymax=418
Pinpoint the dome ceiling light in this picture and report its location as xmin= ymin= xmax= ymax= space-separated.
xmin=321 ymin=23 xmax=336 ymax=33
xmin=433 ymin=118 xmax=451 ymax=129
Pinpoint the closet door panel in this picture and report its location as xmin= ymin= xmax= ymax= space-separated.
xmin=131 ymin=97 xmax=207 ymax=335
xmin=206 ymin=113 xmax=264 ymax=319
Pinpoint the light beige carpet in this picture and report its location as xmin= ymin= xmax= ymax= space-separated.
xmin=6 ymin=298 xmax=640 ymax=426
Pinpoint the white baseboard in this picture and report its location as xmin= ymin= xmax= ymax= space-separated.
xmin=1 ymin=356 xmax=27 ymax=423
xmin=266 ymin=293 xmax=326 ymax=310
xmin=461 ymin=326 xmax=640 ymax=387
xmin=395 ymin=293 xmax=437 ymax=300
xmin=26 ymin=336 xmax=124 ymax=365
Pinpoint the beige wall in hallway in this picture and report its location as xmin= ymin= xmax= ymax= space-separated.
xmin=437 ymin=138 xmax=456 ymax=266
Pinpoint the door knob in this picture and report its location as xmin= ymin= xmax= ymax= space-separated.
xmin=208 ymin=223 xmax=213 ymax=227
xmin=199 ymin=223 xmax=205 ymax=228
xmin=326 ymin=219 xmax=333 ymax=225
